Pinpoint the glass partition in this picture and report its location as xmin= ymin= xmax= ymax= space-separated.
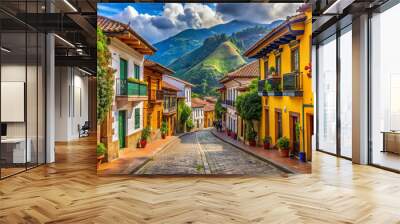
xmin=317 ymin=35 xmax=337 ymax=154
xmin=370 ymin=3 xmax=400 ymax=171
xmin=339 ymin=26 xmax=352 ymax=158
xmin=0 ymin=1 xmax=46 ymax=179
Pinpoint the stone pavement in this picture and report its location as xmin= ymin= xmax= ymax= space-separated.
xmin=97 ymin=135 xmax=180 ymax=175
xmin=135 ymin=130 xmax=286 ymax=175
xmin=211 ymin=129 xmax=312 ymax=174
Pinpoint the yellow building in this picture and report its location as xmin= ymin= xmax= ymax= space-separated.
xmin=204 ymin=102 xmax=215 ymax=128
xmin=143 ymin=59 xmax=174 ymax=141
xmin=244 ymin=5 xmax=313 ymax=161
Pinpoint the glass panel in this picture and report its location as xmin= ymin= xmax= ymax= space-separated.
xmin=317 ymin=35 xmax=337 ymax=154
xmin=27 ymin=31 xmax=38 ymax=169
xmin=371 ymin=3 xmax=400 ymax=171
xmin=38 ymin=32 xmax=45 ymax=165
xmin=1 ymin=31 xmax=27 ymax=177
xmin=340 ymin=27 xmax=352 ymax=158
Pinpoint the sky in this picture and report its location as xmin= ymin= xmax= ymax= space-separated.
xmin=98 ymin=3 xmax=302 ymax=44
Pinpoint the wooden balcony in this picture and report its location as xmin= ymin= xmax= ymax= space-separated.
xmin=258 ymin=76 xmax=283 ymax=96
xmin=282 ymin=72 xmax=303 ymax=97
xmin=115 ymin=79 xmax=147 ymax=105
xmin=149 ymin=89 xmax=164 ymax=103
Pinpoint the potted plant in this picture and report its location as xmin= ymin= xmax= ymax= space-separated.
xmin=186 ymin=119 xmax=194 ymax=131
xmin=293 ymin=121 xmax=301 ymax=158
xmin=227 ymin=129 xmax=231 ymax=136
xmin=277 ymin=136 xmax=290 ymax=157
xmin=232 ymin=132 xmax=237 ymax=140
xmin=140 ymin=127 xmax=151 ymax=148
xmin=246 ymin=128 xmax=257 ymax=147
xmin=160 ymin=121 xmax=168 ymax=139
xmin=262 ymin=136 xmax=272 ymax=150
xmin=269 ymin=66 xmax=276 ymax=76
xmin=97 ymin=143 xmax=106 ymax=168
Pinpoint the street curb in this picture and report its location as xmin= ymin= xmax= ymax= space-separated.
xmin=210 ymin=130 xmax=297 ymax=174
xmin=130 ymin=131 xmax=193 ymax=174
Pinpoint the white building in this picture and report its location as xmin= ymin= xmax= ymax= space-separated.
xmin=191 ymin=98 xmax=207 ymax=129
xmin=163 ymin=75 xmax=193 ymax=107
xmin=98 ymin=16 xmax=156 ymax=160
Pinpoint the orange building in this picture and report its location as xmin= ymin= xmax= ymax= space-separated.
xmin=143 ymin=59 xmax=174 ymax=141
xmin=162 ymin=81 xmax=179 ymax=136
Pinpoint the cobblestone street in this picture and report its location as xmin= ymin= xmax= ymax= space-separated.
xmin=135 ymin=130 xmax=285 ymax=175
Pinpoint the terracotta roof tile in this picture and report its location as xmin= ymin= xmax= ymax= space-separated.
xmin=162 ymin=81 xmax=180 ymax=91
xmin=204 ymin=103 xmax=215 ymax=112
xmin=219 ymin=61 xmax=259 ymax=83
xmin=144 ymin=59 xmax=174 ymax=75
xmin=97 ymin=15 xmax=156 ymax=54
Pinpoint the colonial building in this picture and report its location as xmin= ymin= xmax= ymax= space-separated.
xmin=244 ymin=6 xmax=313 ymax=161
xmin=163 ymin=75 xmax=193 ymax=107
xmin=204 ymin=103 xmax=215 ymax=128
xmin=163 ymin=75 xmax=193 ymax=132
xmin=98 ymin=16 xmax=156 ymax=161
xmin=191 ymin=98 xmax=206 ymax=129
xmin=218 ymin=61 xmax=259 ymax=142
xmin=143 ymin=59 xmax=174 ymax=141
xmin=162 ymin=81 xmax=179 ymax=136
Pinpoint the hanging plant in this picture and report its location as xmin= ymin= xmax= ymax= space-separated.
xmin=97 ymin=27 xmax=115 ymax=124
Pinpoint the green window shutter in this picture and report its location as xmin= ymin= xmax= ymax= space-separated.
xmin=134 ymin=64 xmax=140 ymax=79
xmin=135 ymin=108 xmax=140 ymax=129
xmin=120 ymin=58 xmax=127 ymax=80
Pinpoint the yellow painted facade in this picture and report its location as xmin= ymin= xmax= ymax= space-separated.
xmin=204 ymin=110 xmax=215 ymax=128
xmin=247 ymin=7 xmax=314 ymax=161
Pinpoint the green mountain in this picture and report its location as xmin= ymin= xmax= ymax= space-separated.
xmin=185 ymin=40 xmax=247 ymax=95
xmin=148 ymin=19 xmax=283 ymax=96
xmin=149 ymin=20 xmax=281 ymax=66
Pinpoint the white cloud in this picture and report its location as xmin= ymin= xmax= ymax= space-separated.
xmin=216 ymin=3 xmax=302 ymax=24
xmin=111 ymin=3 xmax=302 ymax=44
xmin=97 ymin=4 xmax=121 ymax=14
xmin=112 ymin=3 xmax=223 ymax=43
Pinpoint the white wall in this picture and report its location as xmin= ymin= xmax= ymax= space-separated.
xmin=109 ymin=38 xmax=145 ymax=142
xmin=54 ymin=67 xmax=89 ymax=141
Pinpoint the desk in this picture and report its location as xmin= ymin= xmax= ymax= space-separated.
xmin=1 ymin=138 xmax=31 ymax=164
xmin=382 ymin=131 xmax=400 ymax=154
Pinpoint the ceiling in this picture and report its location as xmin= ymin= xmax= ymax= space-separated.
xmin=0 ymin=0 xmax=97 ymax=75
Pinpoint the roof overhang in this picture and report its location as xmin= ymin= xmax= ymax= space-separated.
xmin=108 ymin=31 xmax=155 ymax=55
xmin=145 ymin=60 xmax=174 ymax=75
xmin=244 ymin=14 xmax=306 ymax=59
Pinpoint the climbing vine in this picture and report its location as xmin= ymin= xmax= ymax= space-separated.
xmin=97 ymin=27 xmax=115 ymax=124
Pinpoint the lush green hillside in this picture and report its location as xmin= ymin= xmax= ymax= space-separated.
xmin=169 ymin=34 xmax=230 ymax=75
xmin=148 ymin=19 xmax=283 ymax=96
xmin=149 ymin=20 xmax=280 ymax=66
xmin=181 ymin=40 xmax=247 ymax=95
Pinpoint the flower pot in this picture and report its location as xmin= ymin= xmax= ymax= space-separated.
xmin=249 ymin=140 xmax=256 ymax=147
xmin=97 ymin=155 xmax=104 ymax=169
xmin=299 ymin=152 xmax=306 ymax=162
xmin=279 ymin=148 xmax=289 ymax=157
xmin=140 ymin=139 xmax=147 ymax=148
xmin=161 ymin=133 xmax=166 ymax=139
xmin=263 ymin=143 xmax=270 ymax=150
xmin=227 ymin=131 xmax=231 ymax=136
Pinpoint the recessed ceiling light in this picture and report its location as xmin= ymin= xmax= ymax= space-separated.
xmin=78 ymin=67 xmax=92 ymax=76
xmin=63 ymin=0 xmax=78 ymax=12
xmin=54 ymin=34 xmax=75 ymax=48
xmin=1 ymin=47 xmax=11 ymax=53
